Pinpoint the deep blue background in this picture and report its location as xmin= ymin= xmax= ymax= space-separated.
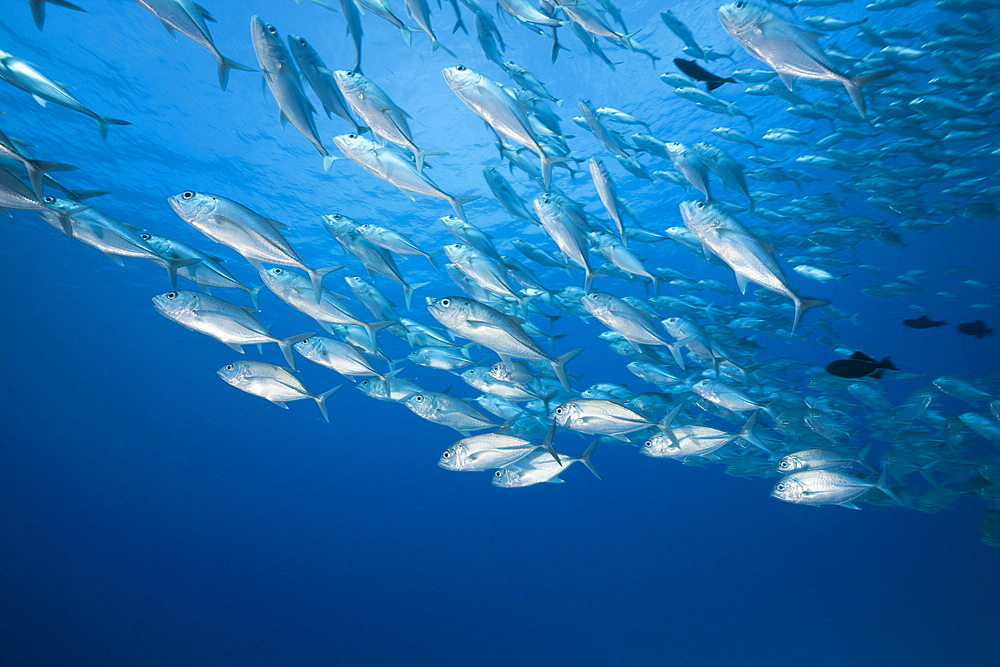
xmin=1 ymin=1 xmax=998 ymax=665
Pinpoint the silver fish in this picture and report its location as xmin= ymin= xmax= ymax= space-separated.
xmin=217 ymin=360 xmax=340 ymax=421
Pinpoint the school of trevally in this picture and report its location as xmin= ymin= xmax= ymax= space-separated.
xmin=2 ymin=0 xmax=1000 ymax=551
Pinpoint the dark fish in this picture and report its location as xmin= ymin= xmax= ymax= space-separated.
xmin=673 ymin=58 xmax=736 ymax=91
xmin=903 ymin=315 xmax=947 ymax=329
xmin=826 ymin=352 xmax=898 ymax=380
xmin=958 ymin=320 xmax=994 ymax=339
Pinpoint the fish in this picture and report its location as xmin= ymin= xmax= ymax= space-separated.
xmin=439 ymin=430 xmax=558 ymax=472
xmin=903 ymin=315 xmax=947 ymax=329
xmin=28 ymin=0 xmax=86 ymax=30
xmin=443 ymin=65 xmax=567 ymax=190
xmin=152 ymin=290 xmax=313 ymax=367
xmin=250 ymin=16 xmax=331 ymax=164
xmin=287 ymin=35 xmax=365 ymax=133
xmin=826 ymin=352 xmax=898 ymax=379
xmin=217 ymin=360 xmax=340 ymax=421
xmin=135 ymin=0 xmax=255 ymax=90
xmin=771 ymin=469 xmax=900 ymax=510
xmin=673 ymin=58 xmax=737 ymax=91
xmin=167 ymin=191 xmax=336 ymax=302
xmin=717 ymin=2 xmax=891 ymax=116
xmin=426 ymin=296 xmax=582 ymax=389
xmin=402 ymin=390 xmax=497 ymax=435
xmin=293 ymin=335 xmax=390 ymax=381
xmin=551 ymin=399 xmax=659 ymax=441
xmin=957 ymin=320 xmax=993 ymax=339
xmin=492 ymin=442 xmax=600 ymax=488
xmin=0 ymin=49 xmax=131 ymax=139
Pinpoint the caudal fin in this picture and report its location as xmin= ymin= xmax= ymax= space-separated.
xmin=448 ymin=195 xmax=479 ymax=222
xmin=549 ymin=347 xmax=584 ymax=390
xmin=279 ymin=332 xmax=316 ymax=369
xmin=313 ymin=385 xmax=343 ymax=422
xmin=791 ymin=296 xmax=830 ymax=334
xmin=577 ymin=440 xmax=601 ymax=480
xmin=95 ymin=115 xmax=132 ymax=141
xmin=307 ymin=264 xmax=346 ymax=303
xmin=844 ymin=70 xmax=893 ymax=117
xmin=217 ymin=55 xmax=257 ymax=92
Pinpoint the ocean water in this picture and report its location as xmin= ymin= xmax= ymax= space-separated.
xmin=1 ymin=1 xmax=999 ymax=665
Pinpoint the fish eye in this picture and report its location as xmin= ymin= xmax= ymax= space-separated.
xmin=140 ymin=233 xmax=150 ymax=239
xmin=345 ymin=71 xmax=355 ymax=77
xmin=643 ymin=440 xmax=652 ymax=447
xmin=440 ymin=298 xmax=451 ymax=307
xmin=43 ymin=196 xmax=55 ymax=204
xmin=555 ymin=407 xmax=564 ymax=415
xmin=166 ymin=291 xmax=178 ymax=299
xmin=347 ymin=133 xmax=357 ymax=139
xmin=778 ymin=461 xmax=790 ymax=469
xmin=494 ymin=470 xmax=503 ymax=477
xmin=696 ymin=202 xmax=705 ymax=209
xmin=360 ymin=379 xmax=369 ymax=386
xmin=225 ymin=364 xmax=234 ymax=370
xmin=272 ymin=268 xmax=282 ymax=274
xmin=415 ymin=395 xmax=423 ymax=402
xmin=182 ymin=191 xmax=194 ymax=200
xmin=442 ymin=451 xmax=452 ymax=458
xmin=298 ymin=38 xmax=307 ymax=46
xmin=456 ymin=65 xmax=466 ymax=71
xmin=735 ymin=1 xmax=745 ymax=7
xmin=267 ymin=25 xmax=277 ymax=34
xmin=776 ymin=483 xmax=786 ymax=492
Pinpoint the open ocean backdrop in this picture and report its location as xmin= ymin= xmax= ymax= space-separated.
xmin=1 ymin=0 xmax=998 ymax=665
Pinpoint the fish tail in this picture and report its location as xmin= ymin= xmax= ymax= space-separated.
xmin=279 ymin=332 xmax=315 ymax=369
xmin=791 ymin=296 xmax=830 ymax=334
xmin=64 ymin=188 xmax=109 ymax=200
xmin=738 ymin=411 xmax=771 ymax=454
xmin=576 ymin=440 xmax=601 ymax=480
xmin=248 ymin=285 xmax=264 ymax=309
xmin=881 ymin=357 xmax=898 ymax=371
xmin=875 ymin=465 xmax=902 ymax=506
xmin=549 ymin=347 xmax=584 ymax=390
xmin=448 ymin=195 xmax=479 ymax=222
xmin=307 ymin=264 xmax=346 ymax=303
xmin=403 ymin=281 xmax=432 ymax=310
xmin=163 ymin=257 xmax=200 ymax=289
xmin=217 ymin=55 xmax=257 ymax=92
xmin=845 ymin=70 xmax=893 ymax=117
xmin=540 ymin=154 xmax=574 ymax=190
xmin=541 ymin=423 xmax=560 ymax=466
xmin=706 ymin=80 xmax=724 ymax=92
xmin=400 ymin=26 xmax=415 ymax=46
xmin=95 ymin=115 xmax=132 ymax=141
xmin=313 ymin=385 xmax=343 ymax=422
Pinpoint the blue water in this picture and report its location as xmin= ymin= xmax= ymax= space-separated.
xmin=2 ymin=1 xmax=999 ymax=665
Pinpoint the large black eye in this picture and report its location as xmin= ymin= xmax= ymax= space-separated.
xmin=43 ymin=196 xmax=55 ymax=204
xmin=555 ymin=407 xmax=564 ymax=415
xmin=643 ymin=440 xmax=652 ymax=447
xmin=494 ymin=470 xmax=503 ymax=477
xmin=345 ymin=71 xmax=354 ymax=77
xmin=776 ymin=483 xmax=786 ymax=492
xmin=456 ymin=65 xmax=466 ymax=71
xmin=360 ymin=379 xmax=369 ymax=386
xmin=440 ymin=298 xmax=451 ymax=307
xmin=735 ymin=1 xmax=745 ymax=8
xmin=442 ymin=451 xmax=452 ymax=458
xmin=272 ymin=268 xmax=282 ymax=274
xmin=182 ymin=191 xmax=194 ymax=200
xmin=166 ymin=291 xmax=178 ymax=299
xmin=267 ymin=25 xmax=277 ymax=34
xmin=415 ymin=395 xmax=423 ymax=402
xmin=225 ymin=364 xmax=233 ymax=370
xmin=141 ymin=233 xmax=150 ymax=239
xmin=696 ymin=202 xmax=705 ymax=209
xmin=298 ymin=38 xmax=306 ymax=46
xmin=779 ymin=461 xmax=790 ymax=469
xmin=347 ymin=133 xmax=357 ymax=139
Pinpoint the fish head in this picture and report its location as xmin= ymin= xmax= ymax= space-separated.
xmin=441 ymin=65 xmax=481 ymax=91
xmin=437 ymin=445 xmax=465 ymax=470
xmin=37 ymin=196 xmax=77 ymax=213
xmin=332 ymin=133 xmax=376 ymax=158
xmin=581 ymin=291 xmax=613 ymax=317
xmin=443 ymin=243 xmax=468 ymax=262
xmin=461 ymin=367 xmax=486 ymax=384
xmin=168 ymin=190 xmax=218 ymax=224
xmin=776 ymin=453 xmax=805 ymax=474
xmin=691 ymin=379 xmax=716 ymax=399
xmin=426 ymin=295 xmax=469 ymax=328
xmin=356 ymin=376 xmax=388 ymax=399
xmin=439 ymin=215 xmax=463 ymax=232
xmin=322 ymin=213 xmax=360 ymax=238
xmin=217 ymin=361 xmax=252 ymax=386
xmin=551 ymin=401 xmax=580 ymax=428
xmin=286 ymin=34 xmax=317 ymax=64
xmin=491 ymin=468 xmax=525 ymax=488
xmin=250 ymin=16 xmax=285 ymax=59
xmin=403 ymin=392 xmax=436 ymax=417
xmin=332 ymin=69 xmax=367 ymax=95
xmin=258 ymin=266 xmax=296 ymax=290
xmin=771 ymin=475 xmax=806 ymax=504
xmin=152 ymin=290 xmax=198 ymax=320
xmin=639 ymin=433 xmax=674 ymax=458
xmin=717 ymin=2 xmax=766 ymax=38
xmin=664 ymin=142 xmax=687 ymax=158
xmin=292 ymin=335 xmax=320 ymax=357
xmin=678 ymin=199 xmax=715 ymax=231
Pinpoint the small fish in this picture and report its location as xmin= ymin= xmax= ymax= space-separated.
xmin=673 ymin=58 xmax=737 ymax=91
xmin=826 ymin=351 xmax=897 ymax=380
xmin=957 ymin=320 xmax=994 ymax=339
xmin=903 ymin=315 xmax=947 ymax=329
xmin=217 ymin=360 xmax=340 ymax=421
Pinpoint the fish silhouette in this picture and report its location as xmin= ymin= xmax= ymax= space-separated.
xmin=673 ymin=58 xmax=737 ymax=91
xmin=903 ymin=315 xmax=947 ymax=329
xmin=957 ymin=320 xmax=994 ymax=339
xmin=826 ymin=352 xmax=898 ymax=380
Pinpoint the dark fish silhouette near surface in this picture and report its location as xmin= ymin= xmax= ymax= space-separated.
xmin=958 ymin=320 xmax=994 ymax=339
xmin=673 ymin=58 xmax=737 ymax=91
xmin=903 ymin=315 xmax=947 ymax=329
xmin=826 ymin=352 xmax=898 ymax=380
